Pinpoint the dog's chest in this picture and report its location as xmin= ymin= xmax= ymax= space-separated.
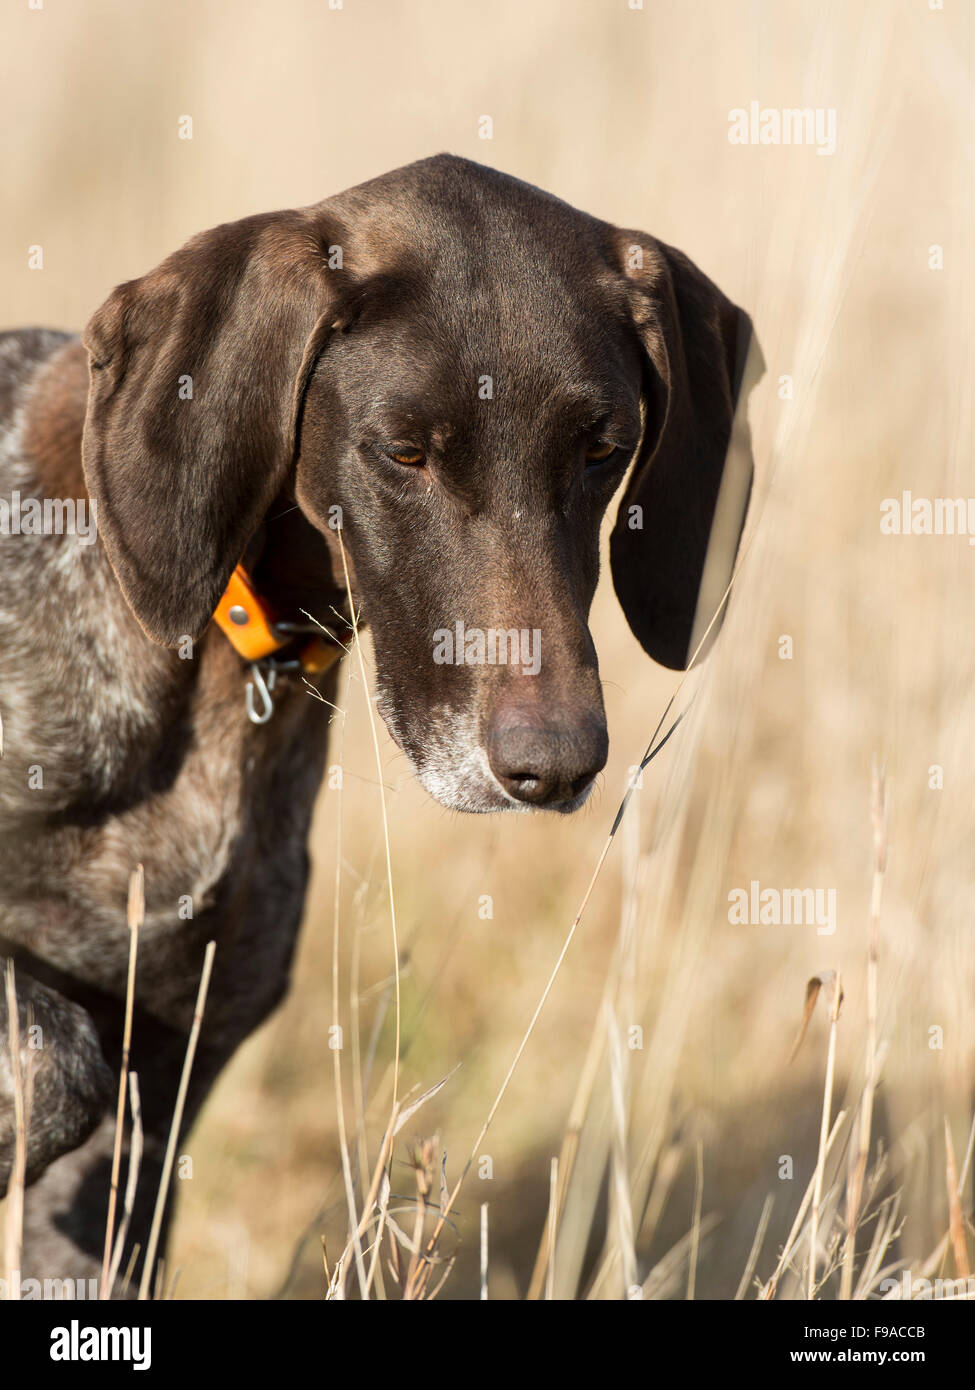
xmin=0 ymin=539 xmax=333 ymax=1028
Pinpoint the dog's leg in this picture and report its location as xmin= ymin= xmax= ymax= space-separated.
xmin=0 ymin=963 xmax=114 ymax=1198
xmin=19 ymin=1114 xmax=170 ymax=1298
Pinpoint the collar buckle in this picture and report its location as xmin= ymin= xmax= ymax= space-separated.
xmin=245 ymin=661 xmax=276 ymax=725
xmin=214 ymin=562 xmax=344 ymax=725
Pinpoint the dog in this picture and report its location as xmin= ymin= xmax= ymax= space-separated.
xmin=0 ymin=154 xmax=758 ymax=1290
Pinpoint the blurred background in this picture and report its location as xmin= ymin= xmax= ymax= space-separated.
xmin=2 ymin=0 xmax=973 ymax=1299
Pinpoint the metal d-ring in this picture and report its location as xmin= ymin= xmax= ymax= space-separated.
xmin=245 ymin=662 xmax=277 ymax=725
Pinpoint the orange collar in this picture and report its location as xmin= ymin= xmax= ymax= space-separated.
xmin=213 ymin=562 xmax=343 ymax=675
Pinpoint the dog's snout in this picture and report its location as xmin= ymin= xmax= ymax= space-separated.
xmin=486 ymin=705 xmax=608 ymax=809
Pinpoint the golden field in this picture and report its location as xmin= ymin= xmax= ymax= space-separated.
xmin=2 ymin=0 xmax=973 ymax=1299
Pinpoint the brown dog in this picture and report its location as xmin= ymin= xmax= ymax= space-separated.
xmin=0 ymin=154 xmax=758 ymax=1289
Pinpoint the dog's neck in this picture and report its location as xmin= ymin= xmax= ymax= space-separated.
xmin=246 ymin=494 xmax=347 ymax=629
xmin=22 ymin=337 xmax=89 ymax=498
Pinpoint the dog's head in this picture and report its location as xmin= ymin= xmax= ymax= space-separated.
xmin=82 ymin=155 xmax=759 ymax=813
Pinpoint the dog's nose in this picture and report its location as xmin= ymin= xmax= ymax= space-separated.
xmin=486 ymin=706 xmax=608 ymax=808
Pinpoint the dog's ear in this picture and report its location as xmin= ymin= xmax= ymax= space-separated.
xmin=82 ymin=211 xmax=342 ymax=647
xmin=609 ymin=232 xmax=762 ymax=670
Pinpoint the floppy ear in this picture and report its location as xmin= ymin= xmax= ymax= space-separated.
xmin=81 ymin=210 xmax=339 ymax=647
xmin=609 ymin=233 xmax=762 ymax=670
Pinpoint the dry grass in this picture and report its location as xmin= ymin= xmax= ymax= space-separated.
xmin=2 ymin=0 xmax=974 ymax=1300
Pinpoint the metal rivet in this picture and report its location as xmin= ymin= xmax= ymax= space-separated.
xmin=228 ymin=605 xmax=250 ymax=626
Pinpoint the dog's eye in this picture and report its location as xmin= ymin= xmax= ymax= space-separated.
xmin=382 ymin=444 xmax=425 ymax=466
xmin=585 ymin=439 xmax=618 ymax=465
